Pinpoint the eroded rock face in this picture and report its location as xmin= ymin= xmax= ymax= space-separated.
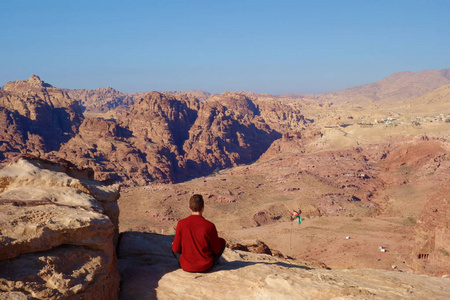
xmin=412 ymin=184 xmax=450 ymax=277
xmin=52 ymin=91 xmax=287 ymax=185
xmin=0 ymin=156 xmax=120 ymax=299
xmin=0 ymin=75 xmax=83 ymax=156
xmin=181 ymin=93 xmax=281 ymax=179
xmin=0 ymin=76 xmax=310 ymax=185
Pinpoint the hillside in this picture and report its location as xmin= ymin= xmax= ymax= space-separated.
xmin=315 ymin=68 xmax=450 ymax=103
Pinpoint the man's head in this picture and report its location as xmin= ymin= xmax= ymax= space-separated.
xmin=189 ymin=194 xmax=204 ymax=212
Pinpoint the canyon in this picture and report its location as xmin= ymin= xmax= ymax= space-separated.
xmin=0 ymin=70 xmax=449 ymax=298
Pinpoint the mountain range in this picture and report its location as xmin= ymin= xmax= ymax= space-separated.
xmin=1 ymin=69 xmax=449 ymax=186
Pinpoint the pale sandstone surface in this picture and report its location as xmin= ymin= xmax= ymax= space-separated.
xmin=117 ymin=232 xmax=450 ymax=300
xmin=0 ymin=157 xmax=120 ymax=299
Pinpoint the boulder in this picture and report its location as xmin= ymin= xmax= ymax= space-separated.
xmin=0 ymin=157 xmax=120 ymax=299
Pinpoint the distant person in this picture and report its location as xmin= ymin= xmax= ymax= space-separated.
xmin=172 ymin=194 xmax=226 ymax=272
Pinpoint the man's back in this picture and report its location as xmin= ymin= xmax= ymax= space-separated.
xmin=172 ymin=215 xmax=224 ymax=272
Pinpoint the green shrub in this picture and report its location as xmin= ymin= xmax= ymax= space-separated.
xmin=403 ymin=217 xmax=417 ymax=226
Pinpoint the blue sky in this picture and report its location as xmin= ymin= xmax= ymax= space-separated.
xmin=1 ymin=0 xmax=449 ymax=94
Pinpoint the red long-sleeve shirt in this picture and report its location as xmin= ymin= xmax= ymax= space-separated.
xmin=172 ymin=215 xmax=225 ymax=272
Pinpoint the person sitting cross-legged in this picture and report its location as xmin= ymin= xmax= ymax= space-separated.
xmin=172 ymin=194 xmax=226 ymax=272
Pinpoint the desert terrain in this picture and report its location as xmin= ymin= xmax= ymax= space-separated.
xmin=119 ymin=95 xmax=449 ymax=276
xmin=1 ymin=70 xmax=449 ymax=280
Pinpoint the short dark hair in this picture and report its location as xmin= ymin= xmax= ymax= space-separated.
xmin=189 ymin=194 xmax=204 ymax=212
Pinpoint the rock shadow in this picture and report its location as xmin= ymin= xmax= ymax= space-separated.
xmin=118 ymin=232 xmax=178 ymax=300
xmin=212 ymin=258 xmax=313 ymax=272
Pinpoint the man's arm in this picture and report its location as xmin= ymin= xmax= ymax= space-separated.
xmin=172 ymin=223 xmax=182 ymax=253
xmin=209 ymin=224 xmax=226 ymax=254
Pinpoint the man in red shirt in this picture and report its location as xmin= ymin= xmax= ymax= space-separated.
xmin=172 ymin=194 xmax=226 ymax=272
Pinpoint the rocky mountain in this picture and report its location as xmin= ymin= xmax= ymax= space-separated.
xmin=316 ymin=68 xmax=450 ymax=103
xmin=66 ymin=87 xmax=138 ymax=113
xmin=1 ymin=75 xmax=308 ymax=185
xmin=0 ymin=75 xmax=83 ymax=158
xmin=0 ymin=70 xmax=448 ymax=187
xmin=56 ymin=91 xmax=287 ymax=185
xmin=66 ymin=87 xmax=211 ymax=114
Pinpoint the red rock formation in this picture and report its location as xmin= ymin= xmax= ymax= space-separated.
xmin=0 ymin=76 xmax=307 ymax=185
xmin=0 ymin=75 xmax=83 ymax=153
xmin=181 ymin=93 xmax=281 ymax=179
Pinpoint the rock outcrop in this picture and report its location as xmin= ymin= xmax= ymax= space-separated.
xmin=118 ymin=232 xmax=450 ymax=300
xmin=412 ymin=183 xmax=450 ymax=277
xmin=1 ymin=76 xmax=297 ymax=185
xmin=0 ymin=75 xmax=83 ymax=157
xmin=181 ymin=93 xmax=281 ymax=179
xmin=0 ymin=156 xmax=120 ymax=299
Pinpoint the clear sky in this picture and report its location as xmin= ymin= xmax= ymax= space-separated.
xmin=1 ymin=0 xmax=449 ymax=94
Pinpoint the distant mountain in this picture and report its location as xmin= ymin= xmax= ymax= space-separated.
xmin=65 ymin=87 xmax=143 ymax=113
xmin=392 ymin=83 xmax=450 ymax=117
xmin=317 ymin=69 xmax=450 ymax=103
xmin=66 ymin=88 xmax=211 ymax=114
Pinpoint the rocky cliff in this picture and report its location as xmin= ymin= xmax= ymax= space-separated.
xmin=1 ymin=72 xmax=448 ymax=188
xmin=0 ymin=156 xmax=120 ymax=299
xmin=43 ymin=90 xmax=290 ymax=185
xmin=412 ymin=183 xmax=450 ymax=277
xmin=0 ymin=75 xmax=83 ymax=157
xmin=1 ymin=77 xmax=301 ymax=185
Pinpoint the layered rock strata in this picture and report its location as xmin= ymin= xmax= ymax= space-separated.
xmin=0 ymin=156 xmax=120 ymax=299
xmin=0 ymin=75 xmax=83 ymax=158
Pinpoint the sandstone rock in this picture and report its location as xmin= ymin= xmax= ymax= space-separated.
xmin=412 ymin=184 xmax=450 ymax=277
xmin=117 ymin=232 xmax=450 ymax=300
xmin=0 ymin=157 xmax=120 ymax=299
xmin=54 ymin=91 xmax=287 ymax=185
xmin=226 ymin=239 xmax=273 ymax=255
xmin=182 ymin=93 xmax=280 ymax=178
xmin=0 ymin=75 xmax=83 ymax=153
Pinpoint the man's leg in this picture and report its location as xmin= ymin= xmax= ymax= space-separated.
xmin=213 ymin=238 xmax=226 ymax=267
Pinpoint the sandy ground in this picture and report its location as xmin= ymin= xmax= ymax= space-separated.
xmin=225 ymin=216 xmax=415 ymax=271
